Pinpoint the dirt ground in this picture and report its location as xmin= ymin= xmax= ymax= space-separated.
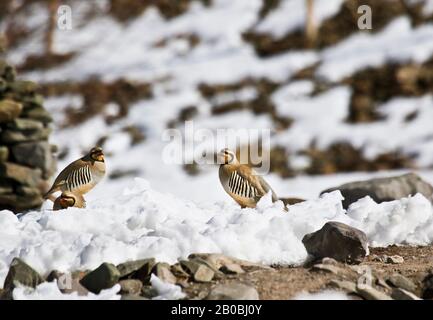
xmin=184 ymin=246 xmax=433 ymax=300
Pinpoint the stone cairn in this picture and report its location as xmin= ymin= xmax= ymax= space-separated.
xmin=0 ymin=59 xmax=56 ymax=213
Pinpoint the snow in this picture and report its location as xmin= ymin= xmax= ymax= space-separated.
xmin=255 ymin=0 xmax=345 ymax=38
xmin=2 ymin=178 xmax=433 ymax=288
xmin=12 ymin=282 xmax=121 ymax=300
xmin=150 ymin=275 xmax=186 ymax=300
xmin=317 ymin=17 xmax=433 ymax=82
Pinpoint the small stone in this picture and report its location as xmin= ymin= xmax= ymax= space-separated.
xmin=141 ymin=285 xmax=158 ymax=299
xmin=386 ymin=274 xmax=416 ymax=292
xmin=152 ymin=263 xmax=177 ymax=284
xmin=206 ymin=283 xmax=259 ymax=300
xmin=391 ymin=288 xmax=421 ymax=300
xmin=356 ymin=284 xmax=393 ymax=300
xmin=180 ymin=260 xmax=214 ymax=283
xmin=386 ymin=255 xmax=404 ymax=264
xmin=117 ymin=258 xmax=155 ymax=278
xmin=2 ymin=258 xmax=44 ymax=299
xmin=119 ymin=279 xmax=143 ymax=296
xmin=329 ymin=280 xmax=357 ymax=293
xmin=0 ymin=146 xmax=9 ymax=163
xmin=0 ymin=99 xmax=22 ymax=123
xmin=302 ymin=221 xmax=368 ymax=264
xmin=220 ymin=263 xmax=245 ymax=275
xmin=80 ymin=263 xmax=120 ymax=294
xmin=312 ymin=263 xmax=344 ymax=275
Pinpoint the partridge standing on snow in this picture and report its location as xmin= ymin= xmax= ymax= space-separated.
xmin=53 ymin=191 xmax=86 ymax=210
xmin=44 ymin=147 xmax=106 ymax=202
xmin=218 ymin=148 xmax=278 ymax=208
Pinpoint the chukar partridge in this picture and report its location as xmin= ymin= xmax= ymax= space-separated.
xmin=44 ymin=147 xmax=106 ymax=202
xmin=53 ymin=191 xmax=86 ymax=210
xmin=218 ymin=148 xmax=278 ymax=208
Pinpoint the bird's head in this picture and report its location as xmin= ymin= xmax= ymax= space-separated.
xmin=217 ymin=148 xmax=237 ymax=165
xmin=89 ymin=147 xmax=104 ymax=162
xmin=58 ymin=192 xmax=76 ymax=209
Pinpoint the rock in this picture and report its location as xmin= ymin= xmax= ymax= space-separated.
xmin=8 ymin=80 xmax=38 ymax=95
xmin=0 ymin=127 xmax=51 ymax=143
xmin=133 ymin=259 xmax=157 ymax=284
xmin=279 ymin=197 xmax=306 ymax=206
xmin=206 ymin=283 xmax=259 ymax=300
xmin=0 ymin=162 xmax=42 ymax=186
xmin=6 ymin=118 xmax=43 ymax=131
xmin=152 ymin=263 xmax=177 ymax=284
xmin=386 ymin=274 xmax=416 ymax=292
xmin=119 ymin=279 xmax=143 ymax=296
xmin=2 ymin=258 xmax=44 ymax=299
xmin=0 ymin=100 xmax=22 ymax=123
xmin=356 ymin=284 xmax=393 ymax=300
xmin=80 ymin=263 xmax=120 ymax=294
xmin=321 ymin=257 xmax=339 ymax=265
xmin=302 ymin=221 xmax=368 ymax=264
xmin=391 ymin=288 xmax=421 ymax=300
xmin=16 ymin=186 xmax=41 ymax=197
xmin=21 ymin=105 xmax=52 ymax=123
xmin=422 ymin=272 xmax=433 ymax=299
xmin=385 ymin=255 xmax=404 ymax=264
xmin=312 ymin=263 xmax=345 ymax=275
xmin=0 ymin=61 xmax=15 ymax=81
xmin=117 ymin=258 xmax=155 ymax=278
xmin=0 ymin=193 xmax=43 ymax=210
xmin=141 ymin=285 xmax=158 ymax=299
xmin=321 ymin=173 xmax=433 ymax=209
xmin=180 ymin=260 xmax=215 ymax=283
xmin=0 ymin=146 xmax=9 ymax=163
xmin=170 ymin=263 xmax=190 ymax=279
xmin=0 ymin=182 xmax=13 ymax=194
xmin=329 ymin=280 xmax=357 ymax=293
xmin=188 ymin=253 xmax=268 ymax=270
xmin=46 ymin=270 xmax=89 ymax=296
xmin=220 ymin=263 xmax=245 ymax=275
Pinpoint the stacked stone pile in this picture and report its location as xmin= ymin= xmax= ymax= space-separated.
xmin=0 ymin=59 xmax=56 ymax=212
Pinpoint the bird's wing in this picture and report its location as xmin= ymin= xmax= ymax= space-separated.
xmin=45 ymin=159 xmax=87 ymax=195
xmin=237 ymin=166 xmax=278 ymax=201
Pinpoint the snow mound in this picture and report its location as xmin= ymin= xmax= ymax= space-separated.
xmin=1 ymin=178 xmax=433 ymax=288
xmin=150 ymin=274 xmax=186 ymax=300
xmin=12 ymin=282 xmax=121 ymax=300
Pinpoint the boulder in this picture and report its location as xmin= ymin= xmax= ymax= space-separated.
xmin=321 ymin=173 xmax=433 ymax=209
xmin=11 ymin=141 xmax=54 ymax=176
xmin=302 ymin=221 xmax=368 ymax=264
xmin=386 ymin=274 xmax=416 ymax=292
xmin=0 ymin=127 xmax=51 ymax=143
xmin=356 ymin=284 xmax=392 ymax=300
xmin=0 ymin=162 xmax=42 ymax=186
xmin=2 ymin=258 xmax=44 ymax=299
xmin=0 ymin=100 xmax=22 ymax=123
xmin=117 ymin=258 xmax=155 ymax=278
xmin=152 ymin=262 xmax=177 ymax=284
xmin=206 ymin=283 xmax=259 ymax=300
xmin=80 ymin=263 xmax=120 ymax=294
xmin=180 ymin=260 xmax=215 ymax=283
xmin=119 ymin=279 xmax=143 ymax=296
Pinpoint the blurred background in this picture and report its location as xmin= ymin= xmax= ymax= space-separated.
xmin=1 ymin=0 xmax=433 ymax=212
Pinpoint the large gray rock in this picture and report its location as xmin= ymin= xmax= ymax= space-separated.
xmin=11 ymin=141 xmax=54 ymax=176
xmin=321 ymin=173 xmax=433 ymax=209
xmin=2 ymin=258 xmax=44 ymax=299
xmin=80 ymin=263 xmax=120 ymax=294
xmin=206 ymin=283 xmax=259 ymax=300
xmin=302 ymin=221 xmax=368 ymax=264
